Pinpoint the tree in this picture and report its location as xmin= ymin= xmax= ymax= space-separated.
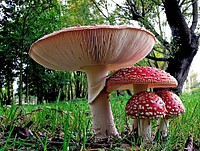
xmin=162 ymin=0 xmax=199 ymax=94
xmin=0 ymin=0 xmax=19 ymax=104
xmin=0 ymin=0 xmax=107 ymax=104
xmin=0 ymin=0 xmax=64 ymax=104
xmin=93 ymin=0 xmax=199 ymax=94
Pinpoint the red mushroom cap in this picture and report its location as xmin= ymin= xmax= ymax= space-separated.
xmin=156 ymin=90 xmax=185 ymax=119
xmin=106 ymin=66 xmax=178 ymax=93
xmin=126 ymin=91 xmax=166 ymax=120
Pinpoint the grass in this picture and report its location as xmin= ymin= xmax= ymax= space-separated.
xmin=0 ymin=90 xmax=199 ymax=150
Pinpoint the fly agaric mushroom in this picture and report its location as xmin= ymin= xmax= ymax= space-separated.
xmin=106 ymin=66 xmax=178 ymax=131
xmin=155 ymin=90 xmax=185 ymax=139
xmin=126 ymin=91 xmax=166 ymax=141
xmin=106 ymin=66 xmax=178 ymax=93
xmin=29 ymin=25 xmax=156 ymax=141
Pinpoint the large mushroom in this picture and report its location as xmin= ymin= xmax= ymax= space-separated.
xmin=155 ymin=90 xmax=185 ymax=139
xmin=29 ymin=25 xmax=156 ymax=141
xmin=126 ymin=91 xmax=166 ymax=141
xmin=106 ymin=66 xmax=178 ymax=131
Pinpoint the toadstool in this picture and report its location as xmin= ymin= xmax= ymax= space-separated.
xmin=29 ymin=25 xmax=156 ymax=141
xmin=126 ymin=91 xmax=166 ymax=141
xmin=155 ymin=90 xmax=185 ymax=139
xmin=106 ymin=66 xmax=178 ymax=93
xmin=106 ymin=66 xmax=178 ymax=131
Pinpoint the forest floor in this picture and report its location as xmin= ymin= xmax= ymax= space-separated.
xmin=0 ymin=90 xmax=199 ymax=150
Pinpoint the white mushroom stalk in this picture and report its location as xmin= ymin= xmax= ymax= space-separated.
xmin=29 ymin=25 xmax=156 ymax=141
xmin=157 ymin=118 xmax=169 ymax=138
xmin=156 ymin=90 xmax=186 ymax=139
xmin=132 ymin=84 xmax=148 ymax=131
xmin=83 ymin=65 xmax=119 ymax=140
xmin=126 ymin=92 xmax=166 ymax=141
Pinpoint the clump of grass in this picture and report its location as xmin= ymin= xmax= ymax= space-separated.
xmin=0 ymin=89 xmax=199 ymax=150
xmin=0 ymin=100 xmax=92 ymax=150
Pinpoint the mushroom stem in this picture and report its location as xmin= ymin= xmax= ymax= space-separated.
xmin=138 ymin=119 xmax=152 ymax=141
xmin=84 ymin=65 xmax=108 ymax=104
xmin=132 ymin=84 xmax=148 ymax=132
xmin=132 ymin=118 xmax=138 ymax=131
xmin=90 ymin=90 xmax=119 ymax=141
xmin=157 ymin=118 xmax=169 ymax=139
xmin=83 ymin=65 xmax=119 ymax=141
xmin=133 ymin=84 xmax=148 ymax=94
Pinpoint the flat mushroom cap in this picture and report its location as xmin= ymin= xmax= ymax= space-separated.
xmin=29 ymin=25 xmax=156 ymax=71
xmin=156 ymin=90 xmax=185 ymax=119
xmin=126 ymin=91 xmax=166 ymax=120
xmin=106 ymin=66 xmax=178 ymax=93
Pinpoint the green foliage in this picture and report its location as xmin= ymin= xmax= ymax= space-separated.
xmin=62 ymin=0 xmax=105 ymax=26
xmin=0 ymin=0 xmax=64 ymax=105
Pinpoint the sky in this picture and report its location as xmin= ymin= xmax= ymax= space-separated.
xmin=190 ymin=49 xmax=200 ymax=81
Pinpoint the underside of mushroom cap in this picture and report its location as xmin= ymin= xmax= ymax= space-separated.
xmin=156 ymin=90 xmax=185 ymax=118
xmin=126 ymin=91 xmax=166 ymax=120
xmin=106 ymin=66 xmax=178 ymax=93
xmin=29 ymin=25 xmax=156 ymax=72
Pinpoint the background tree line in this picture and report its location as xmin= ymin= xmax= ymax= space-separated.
xmin=0 ymin=0 xmax=103 ymax=105
xmin=0 ymin=0 xmax=199 ymax=105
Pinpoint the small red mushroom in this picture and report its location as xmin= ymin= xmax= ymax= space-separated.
xmin=155 ymin=90 xmax=186 ymax=138
xmin=106 ymin=66 xmax=178 ymax=131
xmin=126 ymin=91 xmax=166 ymax=141
xmin=106 ymin=66 xmax=178 ymax=93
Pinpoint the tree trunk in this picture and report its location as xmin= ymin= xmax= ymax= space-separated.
xmin=0 ymin=82 xmax=3 ymax=106
xmin=166 ymin=41 xmax=198 ymax=94
xmin=67 ymin=84 xmax=71 ymax=100
xmin=70 ymin=81 xmax=74 ymax=100
xmin=163 ymin=0 xmax=199 ymax=94
xmin=25 ymin=66 xmax=29 ymax=104
xmin=19 ymin=56 xmax=23 ymax=105
xmin=37 ymin=84 xmax=43 ymax=104
xmin=75 ymin=71 xmax=81 ymax=98
xmin=6 ymin=77 xmax=12 ymax=105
